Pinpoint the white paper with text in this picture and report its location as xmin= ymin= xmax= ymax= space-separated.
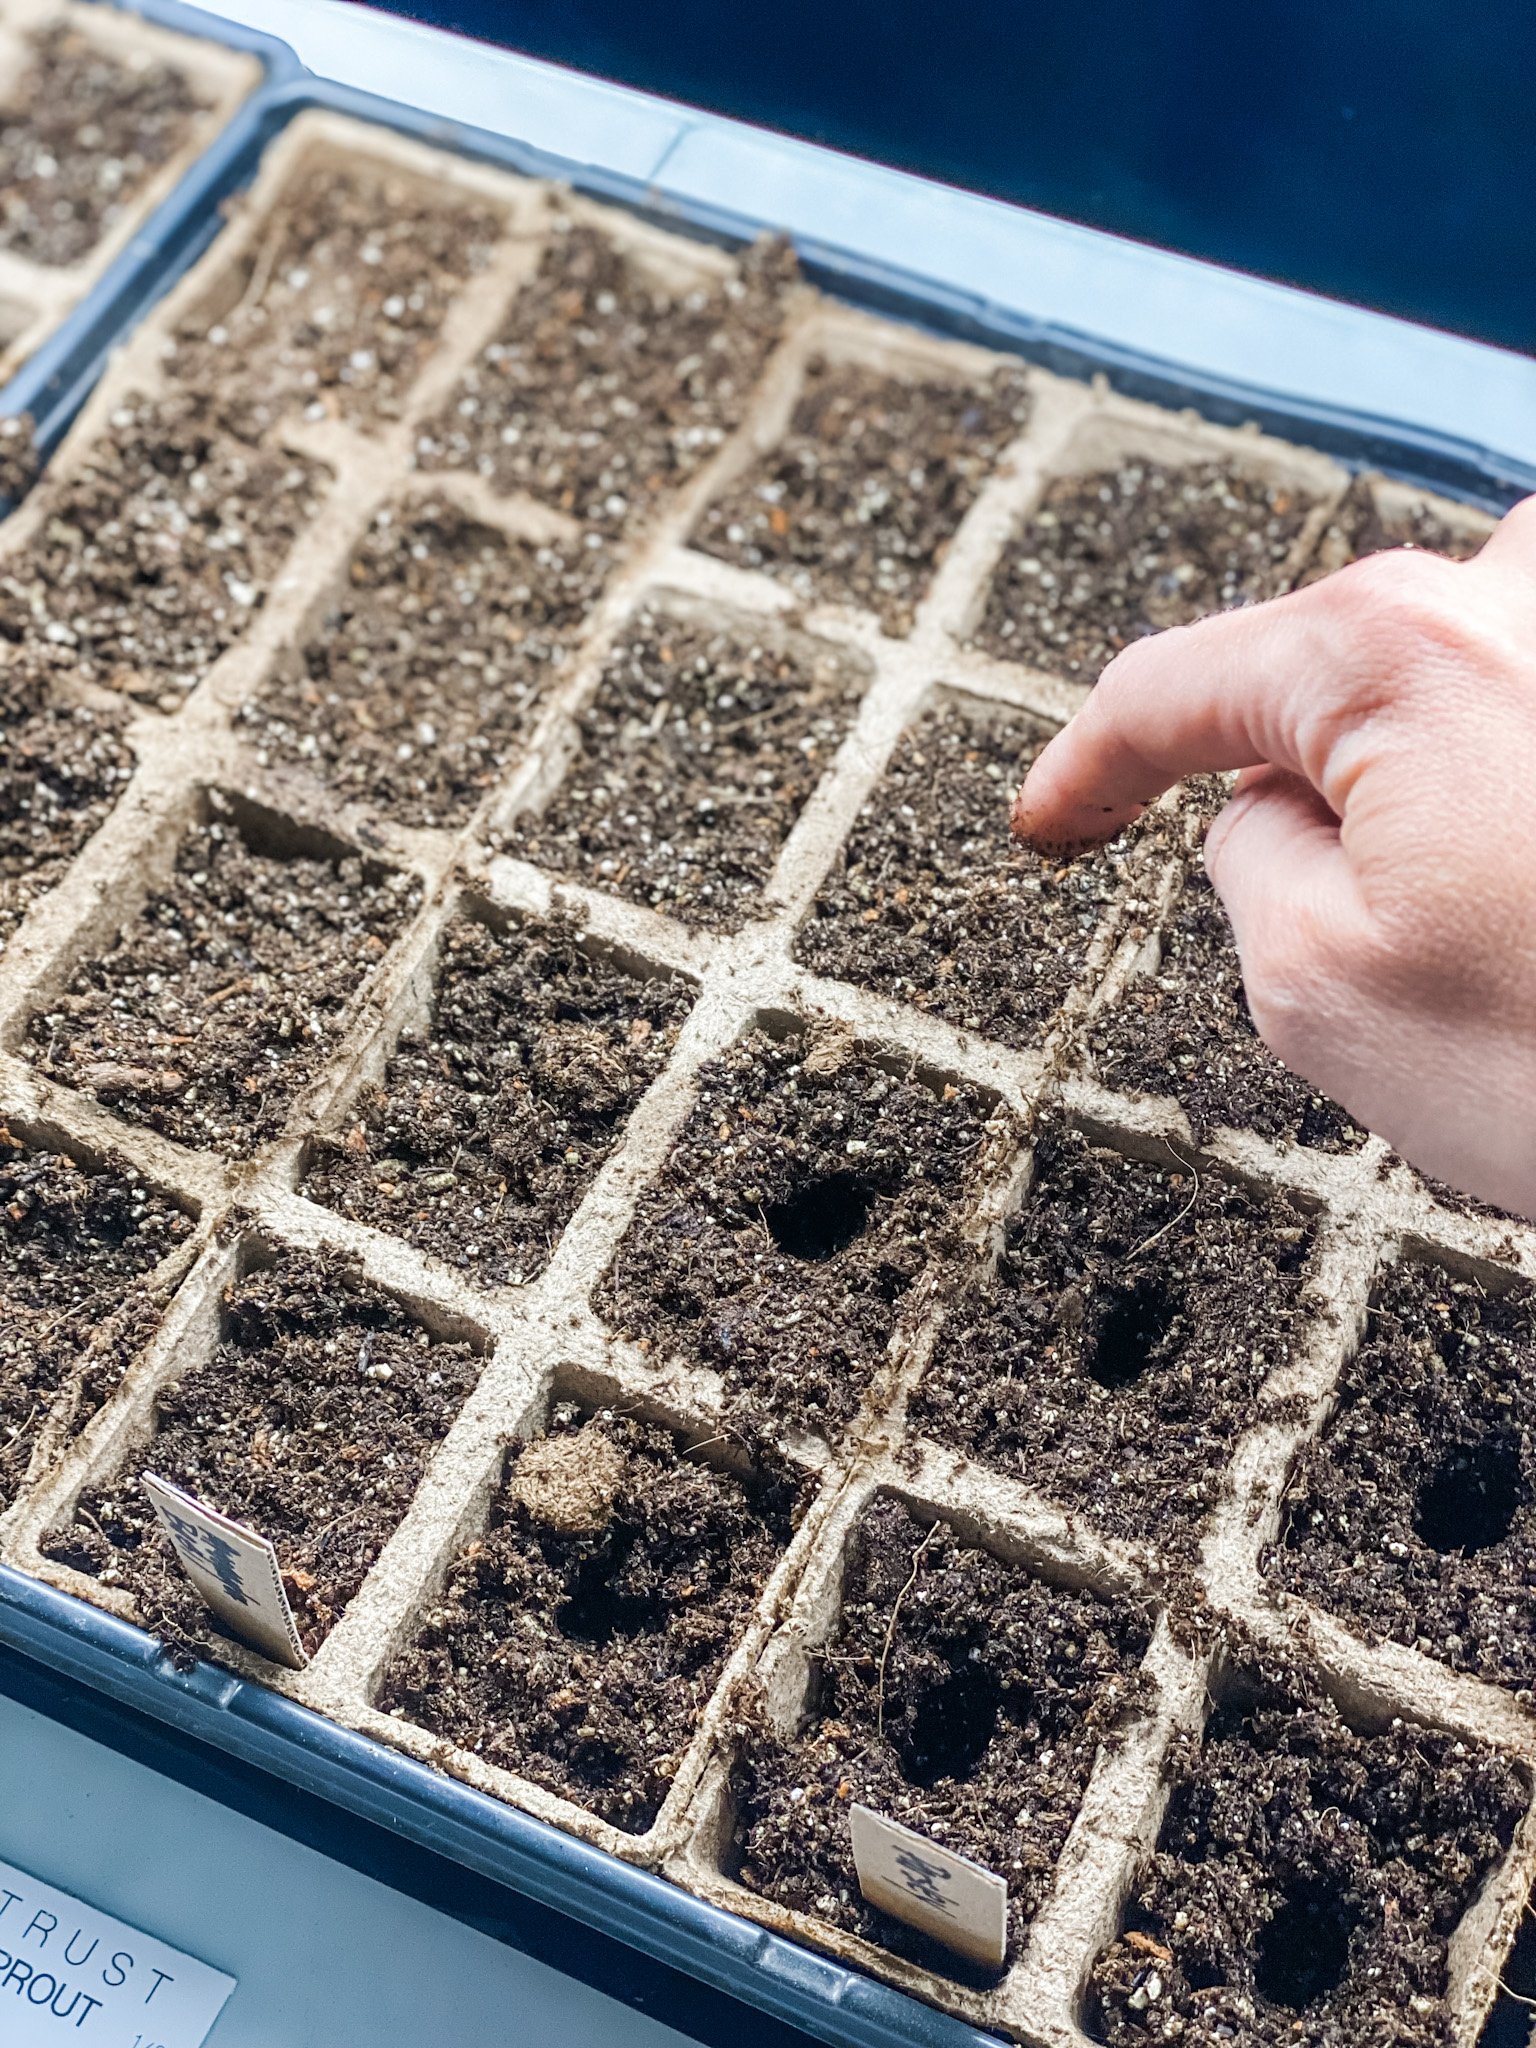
xmin=142 ymin=1471 xmax=307 ymax=1669
xmin=849 ymin=1804 xmax=1008 ymax=1967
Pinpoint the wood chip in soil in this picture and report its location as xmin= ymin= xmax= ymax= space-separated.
xmin=795 ymin=698 xmax=1160 ymax=1048
xmin=732 ymin=1496 xmax=1154 ymax=1978
xmin=508 ymin=612 xmax=867 ymax=933
xmin=302 ymin=912 xmax=695 ymax=1290
xmin=0 ymin=25 xmax=203 ymax=268
xmin=1 ymin=678 xmax=134 ymax=951
xmin=46 ymin=1248 xmax=483 ymax=1663
xmin=909 ymin=1117 xmax=1317 ymax=1561
xmin=2 ymin=1126 xmax=192 ymax=1514
xmin=595 ymin=1024 xmax=1016 ymax=1442
xmin=167 ymin=164 xmax=502 ymax=439
xmin=972 ymin=461 xmax=1315 ymax=675
xmin=1089 ymin=1647 xmax=1527 ymax=2048
xmin=378 ymin=1406 xmax=803 ymax=1833
xmin=1297 ymin=472 xmax=1487 ymax=585
xmin=696 ymin=359 xmax=1031 ymax=637
xmin=241 ymin=496 xmax=613 ymax=828
xmin=24 ymin=804 xmax=419 ymax=1158
xmin=417 ymin=224 xmax=796 ymax=535
xmin=1264 ymin=1257 xmax=1536 ymax=1691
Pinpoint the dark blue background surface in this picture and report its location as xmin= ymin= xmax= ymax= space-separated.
xmin=361 ymin=0 xmax=1535 ymax=355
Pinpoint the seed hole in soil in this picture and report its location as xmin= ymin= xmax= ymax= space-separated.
xmin=764 ymin=1171 xmax=875 ymax=1263
xmin=892 ymin=1659 xmax=1000 ymax=1787
xmin=1253 ymin=1879 xmax=1356 ymax=2011
xmin=1088 ymin=1278 xmax=1178 ymax=1392
xmin=1414 ymin=1433 xmax=1522 ymax=1556
xmin=554 ymin=1531 xmax=665 ymax=1646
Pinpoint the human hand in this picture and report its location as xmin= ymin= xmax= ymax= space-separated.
xmin=1011 ymin=495 xmax=1536 ymax=1217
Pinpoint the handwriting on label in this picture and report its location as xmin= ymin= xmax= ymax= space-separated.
xmin=0 ymin=1856 xmax=235 ymax=2046
xmin=142 ymin=1471 xmax=307 ymax=1669
xmin=849 ymin=1804 xmax=1008 ymax=1968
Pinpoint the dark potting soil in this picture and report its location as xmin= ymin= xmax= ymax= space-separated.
xmin=47 ymin=1249 xmax=483 ymax=1662
xmin=168 ymin=165 xmax=501 ymax=439
xmin=0 ymin=414 xmax=39 ymax=504
xmin=910 ymin=1117 xmax=1317 ymax=1560
xmin=696 ymin=360 xmax=1032 ymax=637
xmin=0 ymin=25 xmax=202 ymax=269
xmin=302 ymin=913 xmax=695 ymax=1290
xmin=24 ymin=806 xmax=418 ymax=1158
xmin=0 ymin=682 xmax=135 ymax=951
xmin=509 ymin=612 xmax=866 ymax=933
xmin=794 ymin=698 xmax=1154 ymax=1048
xmin=1089 ymin=1652 xmax=1527 ymax=2048
xmin=378 ymin=1405 xmax=802 ymax=1832
xmin=0 ymin=391 xmax=328 ymax=710
xmin=732 ymin=1495 xmax=1154 ymax=1975
xmin=1264 ymin=1259 xmax=1536 ymax=1691
xmin=1 ymin=1127 xmax=191 ymax=1514
xmin=1088 ymin=868 xmax=1368 ymax=1153
xmin=417 ymin=224 xmax=796 ymax=535
xmin=972 ymin=462 xmax=1315 ymax=676
xmin=1298 ymin=474 xmax=1487 ymax=586
xmin=595 ymin=1024 xmax=1015 ymax=1441
xmin=240 ymin=497 xmax=611 ymax=828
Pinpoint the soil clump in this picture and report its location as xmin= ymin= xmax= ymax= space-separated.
xmin=698 ymin=360 xmax=1030 ymax=637
xmin=733 ymin=1496 xmax=1154 ymax=1974
xmin=973 ymin=462 xmax=1314 ymax=675
xmin=910 ymin=1117 xmax=1317 ymax=1560
xmin=1090 ymin=1650 xmax=1526 ymax=2048
xmin=378 ymin=1405 xmax=802 ymax=1833
xmin=510 ymin=613 xmax=865 ymax=932
xmin=303 ymin=912 xmax=694 ymax=1290
xmin=1 ymin=680 xmax=134 ymax=950
xmin=25 ymin=805 xmax=417 ymax=1158
xmin=47 ymin=1248 xmax=483 ymax=1662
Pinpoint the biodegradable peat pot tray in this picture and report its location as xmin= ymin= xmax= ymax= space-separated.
xmin=3 ymin=86 xmax=1536 ymax=2048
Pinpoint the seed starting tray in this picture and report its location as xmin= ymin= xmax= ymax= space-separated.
xmin=3 ymin=83 xmax=1536 ymax=2048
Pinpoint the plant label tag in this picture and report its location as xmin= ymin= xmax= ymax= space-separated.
xmin=142 ymin=1471 xmax=307 ymax=1669
xmin=849 ymin=1805 xmax=1008 ymax=1967
xmin=0 ymin=1854 xmax=236 ymax=2046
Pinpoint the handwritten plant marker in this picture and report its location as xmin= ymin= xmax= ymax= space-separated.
xmin=141 ymin=1471 xmax=307 ymax=1668
xmin=849 ymin=1804 xmax=1008 ymax=1968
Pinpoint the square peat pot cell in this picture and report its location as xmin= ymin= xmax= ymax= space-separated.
xmin=506 ymin=600 xmax=872 ymax=934
xmin=794 ymin=686 xmax=1171 ymax=1050
xmin=0 ymin=1114 xmax=195 ymax=1522
xmin=300 ymin=901 xmax=697 ymax=1291
xmin=371 ymin=1393 xmax=812 ymax=1852
xmin=909 ymin=1111 xmax=1320 ymax=1567
xmin=593 ymin=1011 xmax=1019 ymax=1446
xmin=38 ymin=1229 xmax=490 ymax=1668
xmin=1087 ymin=1644 xmax=1536 ymax=2048
xmin=1264 ymin=1248 xmax=1536 ymax=1695
xmin=691 ymin=1484 xmax=1157 ymax=1992
xmin=20 ymin=787 xmax=423 ymax=1160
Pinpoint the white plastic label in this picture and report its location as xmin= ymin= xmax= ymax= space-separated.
xmin=0 ymin=1857 xmax=236 ymax=2045
xmin=141 ymin=1472 xmax=307 ymax=1670
xmin=849 ymin=1804 xmax=1008 ymax=1967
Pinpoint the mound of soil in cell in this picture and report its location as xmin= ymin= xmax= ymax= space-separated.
xmin=1089 ymin=868 xmax=1367 ymax=1152
xmin=24 ymin=807 xmax=418 ymax=1158
xmin=1090 ymin=1652 xmax=1527 ymax=2048
xmin=733 ymin=1496 xmax=1154 ymax=1976
xmin=418 ymin=224 xmax=795 ymax=535
xmin=168 ymin=165 xmax=500 ymax=438
xmin=1 ymin=681 xmax=134 ymax=951
xmin=795 ymin=699 xmax=1157 ymax=1048
xmin=596 ymin=1025 xmax=1014 ymax=1440
xmin=0 ymin=414 xmax=39 ymax=505
xmin=241 ymin=498 xmax=611 ymax=828
xmin=303 ymin=913 xmax=694 ymax=1289
xmin=0 ymin=391 xmax=327 ymax=708
xmin=379 ymin=1406 xmax=802 ymax=1832
xmin=973 ymin=462 xmax=1315 ymax=675
xmin=0 ymin=26 xmax=203 ymax=268
xmin=697 ymin=360 xmax=1031 ymax=637
xmin=1 ymin=1128 xmax=191 ymax=1513
xmin=910 ymin=1117 xmax=1317 ymax=1560
xmin=1265 ymin=1259 xmax=1536 ymax=1690
xmin=1298 ymin=473 xmax=1487 ymax=584
xmin=47 ymin=1249 xmax=483 ymax=1664
xmin=510 ymin=612 xmax=865 ymax=933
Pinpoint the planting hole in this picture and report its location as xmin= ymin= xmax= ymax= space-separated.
xmin=1253 ymin=1880 xmax=1355 ymax=2011
xmin=893 ymin=1660 xmax=998 ymax=1786
xmin=555 ymin=1537 xmax=663 ymax=1646
xmin=1414 ymin=1432 xmax=1521 ymax=1555
xmin=765 ymin=1172 xmax=874 ymax=1262
xmin=1089 ymin=1279 xmax=1178 ymax=1392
